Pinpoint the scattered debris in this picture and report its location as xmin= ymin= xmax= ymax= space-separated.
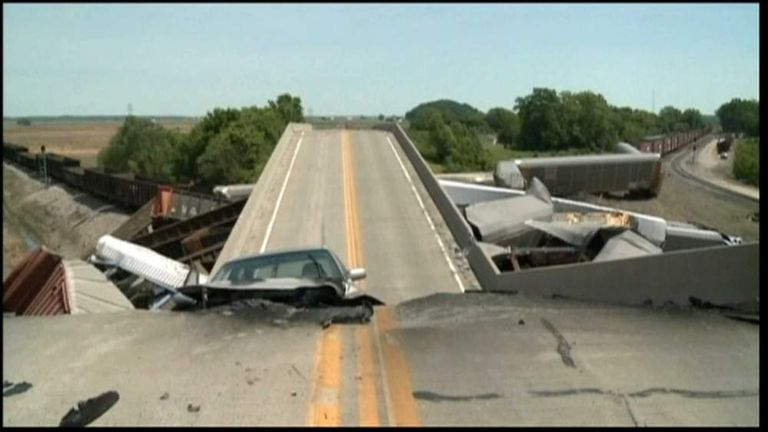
xmin=187 ymin=404 xmax=200 ymax=413
xmin=160 ymin=392 xmax=169 ymax=401
xmin=291 ymin=392 xmax=297 ymax=397
xmin=518 ymin=319 xmax=525 ymax=326
xmin=318 ymin=303 xmax=374 ymax=328
xmin=3 ymin=381 xmax=32 ymax=397
xmin=59 ymin=391 xmax=119 ymax=427
xmin=247 ymin=380 xmax=255 ymax=386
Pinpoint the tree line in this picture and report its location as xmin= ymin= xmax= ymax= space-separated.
xmin=405 ymin=89 xmax=761 ymax=172
xmin=98 ymin=94 xmax=304 ymax=186
xmin=406 ymin=89 xmax=711 ymax=157
xmin=716 ymin=98 xmax=759 ymax=137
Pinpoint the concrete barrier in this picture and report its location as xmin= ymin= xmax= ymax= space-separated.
xmin=379 ymin=122 xmax=759 ymax=309
xmin=212 ymin=123 xmax=312 ymax=274
xmin=374 ymin=123 xmax=508 ymax=292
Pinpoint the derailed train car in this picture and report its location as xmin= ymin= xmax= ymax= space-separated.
xmin=3 ymin=142 xmax=225 ymax=216
xmin=495 ymin=152 xmax=663 ymax=197
xmin=494 ymin=129 xmax=709 ymax=197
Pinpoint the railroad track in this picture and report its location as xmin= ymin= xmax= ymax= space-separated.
xmin=666 ymin=136 xmax=759 ymax=207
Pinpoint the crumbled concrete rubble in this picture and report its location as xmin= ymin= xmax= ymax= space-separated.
xmin=197 ymin=298 xmax=377 ymax=327
xmin=465 ymin=177 xmax=671 ymax=271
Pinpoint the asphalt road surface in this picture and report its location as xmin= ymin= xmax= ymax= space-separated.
xmin=201 ymin=126 xmax=474 ymax=426
xmin=2 ymin=127 xmax=758 ymax=426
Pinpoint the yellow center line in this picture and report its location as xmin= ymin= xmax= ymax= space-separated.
xmin=375 ymin=306 xmax=423 ymax=426
xmin=310 ymin=325 xmax=342 ymax=426
xmin=310 ymin=129 xmax=421 ymax=427
xmin=342 ymin=131 xmax=381 ymax=427
xmin=307 ymin=133 xmax=346 ymax=427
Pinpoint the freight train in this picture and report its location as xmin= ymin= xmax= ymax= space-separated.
xmin=2 ymin=142 xmax=221 ymax=211
xmin=494 ymin=128 xmax=710 ymax=197
xmin=635 ymin=128 xmax=709 ymax=155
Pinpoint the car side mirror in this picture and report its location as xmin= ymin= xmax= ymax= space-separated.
xmin=349 ymin=268 xmax=366 ymax=281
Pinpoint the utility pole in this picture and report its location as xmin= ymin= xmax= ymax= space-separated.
xmin=128 ymin=103 xmax=133 ymax=117
xmin=652 ymin=89 xmax=655 ymax=113
xmin=40 ymin=145 xmax=48 ymax=187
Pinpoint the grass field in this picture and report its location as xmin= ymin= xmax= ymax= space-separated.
xmin=3 ymin=118 xmax=198 ymax=167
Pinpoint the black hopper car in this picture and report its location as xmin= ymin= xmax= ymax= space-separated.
xmin=2 ymin=142 xmax=203 ymax=210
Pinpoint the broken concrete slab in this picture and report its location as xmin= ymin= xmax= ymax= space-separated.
xmin=493 ymin=160 xmax=526 ymax=190
xmin=592 ymin=230 xmax=663 ymax=263
xmin=465 ymin=178 xmax=554 ymax=246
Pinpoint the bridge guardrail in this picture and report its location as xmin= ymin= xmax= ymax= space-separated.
xmin=377 ymin=122 xmax=758 ymax=308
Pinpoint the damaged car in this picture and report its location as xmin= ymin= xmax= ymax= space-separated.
xmin=166 ymin=247 xmax=379 ymax=310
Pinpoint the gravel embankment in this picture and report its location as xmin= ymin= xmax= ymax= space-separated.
xmin=2 ymin=162 xmax=130 ymax=277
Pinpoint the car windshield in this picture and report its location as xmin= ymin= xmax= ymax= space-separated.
xmin=211 ymin=249 xmax=343 ymax=284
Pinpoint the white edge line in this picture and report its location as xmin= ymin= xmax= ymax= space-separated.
xmin=259 ymin=132 xmax=305 ymax=253
xmin=386 ymin=136 xmax=466 ymax=293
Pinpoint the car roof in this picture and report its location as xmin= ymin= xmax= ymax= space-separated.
xmin=221 ymin=246 xmax=336 ymax=266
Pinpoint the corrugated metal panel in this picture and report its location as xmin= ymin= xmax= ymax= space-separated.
xmin=516 ymin=153 xmax=660 ymax=168
xmin=3 ymin=248 xmax=72 ymax=316
xmin=94 ymin=235 xmax=191 ymax=290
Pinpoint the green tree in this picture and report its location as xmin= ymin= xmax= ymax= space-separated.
xmin=561 ymin=91 xmax=619 ymax=151
xmin=16 ymin=118 xmax=31 ymax=126
xmin=515 ymin=88 xmax=569 ymax=151
xmin=426 ymin=111 xmax=456 ymax=163
xmin=445 ymin=121 xmax=489 ymax=171
xmin=733 ymin=138 xmax=759 ymax=185
xmin=485 ymin=107 xmax=520 ymax=148
xmin=716 ymin=98 xmax=759 ymax=137
xmin=197 ymin=107 xmax=286 ymax=185
xmin=658 ymin=106 xmax=684 ymax=133
xmin=175 ymin=108 xmax=241 ymax=182
xmin=98 ymin=116 xmax=179 ymax=182
xmin=680 ymin=108 xmax=705 ymax=130
xmin=268 ymin=93 xmax=304 ymax=123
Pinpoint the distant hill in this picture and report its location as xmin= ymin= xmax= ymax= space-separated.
xmin=404 ymin=99 xmax=486 ymax=128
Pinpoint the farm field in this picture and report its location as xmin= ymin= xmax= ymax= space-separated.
xmin=2 ymin=118 xmax=198 ymax=167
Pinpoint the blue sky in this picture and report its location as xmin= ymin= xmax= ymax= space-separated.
xmin=2 ymin=3 xmax=759 ymax=117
